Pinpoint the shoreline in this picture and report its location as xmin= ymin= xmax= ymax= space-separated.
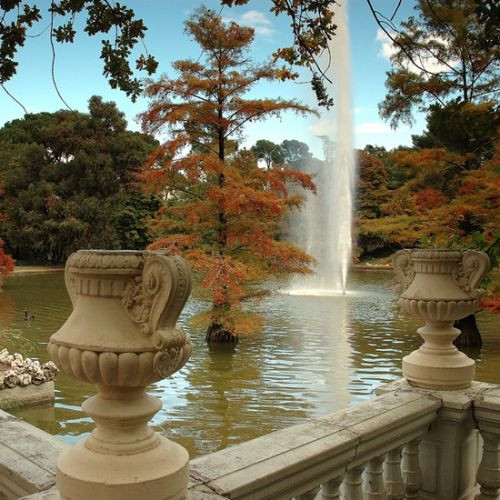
xmin=11 ymin=264 xmax=394 ymax=275
xmin=12 ymin=267 xmax=64 ymax=275
xmin=353 ymin=264 xmax=392 ymax=271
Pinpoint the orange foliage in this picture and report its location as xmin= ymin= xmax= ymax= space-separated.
xmin=141 ymin=8 xmax=316 ymax=338
xmin=412 ymin=187 xmax=447 ymax=212
xmin=481 ymin=295 xmax=500 ymax=315
xmin=0 ymin=239 xmax=15 ymax=289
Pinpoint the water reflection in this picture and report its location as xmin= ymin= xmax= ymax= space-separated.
xmin=1 ymin=270 xmax=498 ymax=458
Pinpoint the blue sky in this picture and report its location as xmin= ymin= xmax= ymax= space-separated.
xmin=0 ymin=0 xmax=425 ymax=159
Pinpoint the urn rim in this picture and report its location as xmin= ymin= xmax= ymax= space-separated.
xmin=407 ymin=248 xmax=462 ymax=261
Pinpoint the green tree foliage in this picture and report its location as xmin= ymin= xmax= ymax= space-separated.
xmin=251 ymin=140 xmax=284 ymax=170
xmin=250 ymin=139 xmax=314 ymax=171
xmin=379 ymin=0 xmax=499 ymax=128
xmin=280 ymin=139 xmax=314 ymax=167
xmin=141 ymin=8 xmax=316 ymax=342
xmin=0 ymin=96 xmax=159 ymax=262
xmin=412 ymin=101 xmax=499 ymax=167
xmin=0 ymin=1 xmax=157 ymax=101
xmin=364 ymin=0 xmax=500 ymax=264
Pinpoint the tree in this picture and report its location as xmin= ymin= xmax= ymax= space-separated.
xmin=0 ymin=1 xmax=338 ymax=108
xmin=250 ymin=138 xmax=314 ymax=170
xmin=141 ymin=7 xmax=316 ymax=343
xmin=377 ymin=0 xmax=500 ymax=346
xmin=251 ymin=140 xmax=284 ymax=170
xmin=356 ymin=141 xmax=499 ymax=346
xmin=378 ymin=0 xmax=499 ymax=128
xmin=356 ymin=150 xmax=391 ymax=219
xmin=0 ymin=96 xmax=158 ymax=262
xmin=280 ymin=139 xmax=314 ymax=167
xmin=412 ymin=101 xmax=499 ymax=167
xmin=0 ymin=239 xmax=15 ymax=289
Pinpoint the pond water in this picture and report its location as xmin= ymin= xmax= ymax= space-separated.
xmin=1 ymin=270 xmax=499 ymax=458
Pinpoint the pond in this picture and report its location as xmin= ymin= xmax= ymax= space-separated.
xmin=1 ymin=270 xmax=499 ymax=458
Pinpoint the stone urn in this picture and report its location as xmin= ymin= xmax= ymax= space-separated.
xmin=393 ymin=249 xmax=489 ymax=390
xmin=48 ymin=250 xmax=192 ymax=500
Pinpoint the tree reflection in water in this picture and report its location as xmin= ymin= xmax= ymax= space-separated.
xmin=1 ymin=270 xmax=498 ymax=458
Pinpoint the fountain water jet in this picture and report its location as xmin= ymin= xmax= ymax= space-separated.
xmin=289 ymin=0 xmax=356 ymax=295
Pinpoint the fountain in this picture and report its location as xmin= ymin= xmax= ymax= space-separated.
xmin=289 ymin=0 xmax=356 ymax=296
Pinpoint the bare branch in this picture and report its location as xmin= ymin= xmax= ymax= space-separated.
xmin=49 ymin=2 xmax=74 ymax=112
xmin=1 ymin=84 xmax=27 ymax=114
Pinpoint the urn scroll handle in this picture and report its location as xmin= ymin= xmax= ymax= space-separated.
xmin=458 ymin=250 xmax=490 ymax=296
xmin=64 ymin=253 xmax=79 ymax=308
xmin=123 ymin=253 xmax=192 ymax=351
xmin=392 ymin=250 xmax=415 ymax=293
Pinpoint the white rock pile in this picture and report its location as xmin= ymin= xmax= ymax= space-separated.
xmin=0 ymin=348 xmax=59 ymax=389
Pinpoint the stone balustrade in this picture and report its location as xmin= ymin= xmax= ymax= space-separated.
xmin=2 ymin=381 xmax=499 ymax=499
xmin=189 ymin=389 xmax=440 ymax=499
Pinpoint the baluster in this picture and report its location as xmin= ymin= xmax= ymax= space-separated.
xmin=341 ymin=465 xmax=365 ymax=500
xmin=402 ymin=439 xmax=423 ymax=499
xmin=295 ymin=486 xmax=320 ymax=500
xmin=476 ymin=431 xmax=500 ymax=499
xmin=321 ymin=475 xmax=344 ymax=499
xmin=384 ymin=447 xmax=405 ymax=500
xmin=364 ymin=455 xmax=387 ymax=499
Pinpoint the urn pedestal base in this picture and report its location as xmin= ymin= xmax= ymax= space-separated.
xmin=402 ymin=323 xmax=475 ymax=390
xmin=56 ymin=434 xmax=189 ymax=500
xmin=393 ymin=248 xmax=490 ymax=392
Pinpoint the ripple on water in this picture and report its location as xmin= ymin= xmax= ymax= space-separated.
xmin=1 ymin=270 xmax=499 ymax=458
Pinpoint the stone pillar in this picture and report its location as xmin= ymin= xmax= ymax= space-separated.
xmin=377 ymin=380 xmax=495 ymax=500
xmin=474 ymin=387 xmax=500 ymax=499
xmin=417 ymin=389 xmax=481 ymax=499
xmin=392 ymin=249 xmax=489 ymax=390
xmin=47 ymin=250 xmax=192 ymax=500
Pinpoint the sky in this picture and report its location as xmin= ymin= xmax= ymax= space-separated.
xmin=0 ymin=0 xmax=426 ymax=159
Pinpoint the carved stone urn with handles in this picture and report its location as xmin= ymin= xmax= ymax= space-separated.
xmin=393 ymin=249 xmax=489 ymax=390
xmin=48 ymin=250 xmax=192 ymax=500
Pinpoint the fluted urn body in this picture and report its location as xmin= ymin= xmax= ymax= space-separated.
xmin=48 ymin=250 xmax=192 ymax=500
xmin=393 ymin=249 xmax=489 ymax=390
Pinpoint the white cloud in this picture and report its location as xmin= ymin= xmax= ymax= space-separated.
xmin=353 ymin=106 xmax=372 ymax=114
xmin=356 ymin=122 xmax=392 ymax=134
xmin=376 ymin=29 xmax=398 ymax=60
xmin=240 ymin=10 xmax=272 ymax=26
xmin=224 ymin=10 xmax=275 ymax=38
xmin=375 ymin=28 xmax=453 ymax=74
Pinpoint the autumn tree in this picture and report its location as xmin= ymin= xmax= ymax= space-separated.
xmin=0 ymin=239 xmax=15 ymax=289
xmin=356 ymin=150 xmax=391 ymax=220
xmin=374 ymin=0 xmax=499 ymax=345
xmin=378 ymin=0 xmax=499 ymax=128
xmin=357 ymin=143 xmax=499 ymax=345
xmin=141 ymin=7 xmax=316 ymax=343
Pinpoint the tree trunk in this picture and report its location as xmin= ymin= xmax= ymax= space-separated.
xmin=454 ymin=314 xmax=482 ymax=349
xmin=206 ymin=322 xmax=238 ymax=344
